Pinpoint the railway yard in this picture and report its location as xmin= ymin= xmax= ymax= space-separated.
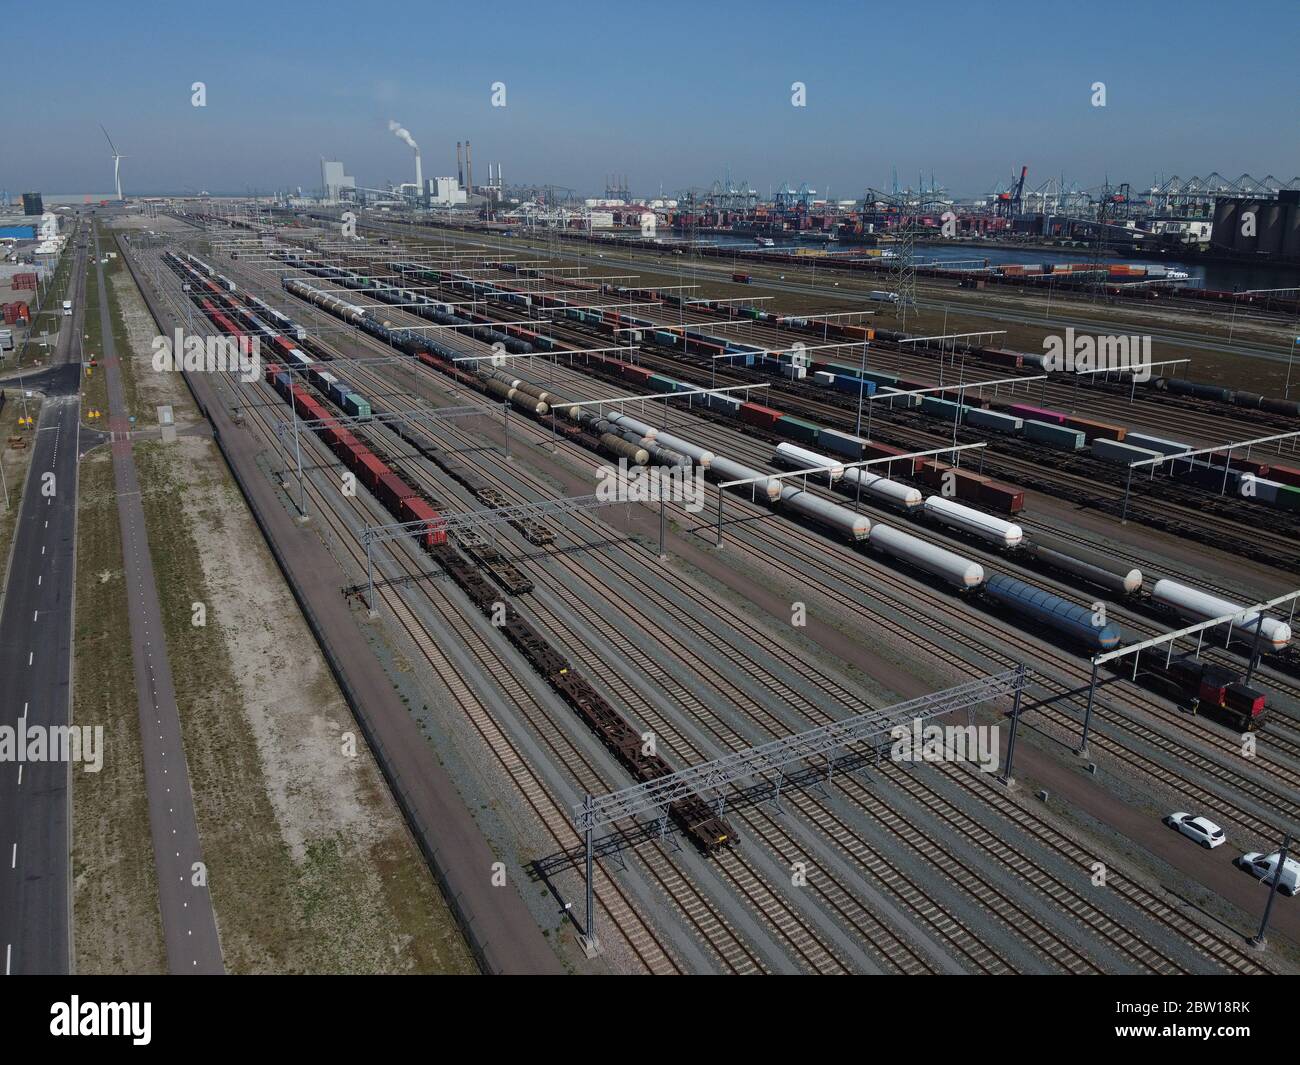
xmin=83 ymin=203 xmax=1299 ymax=977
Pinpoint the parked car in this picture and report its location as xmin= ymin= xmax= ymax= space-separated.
xmin=1236 ymin=852 xmax=1300 ymax=896
xmin=1163 ymin=812 xmax=1227 ymax=849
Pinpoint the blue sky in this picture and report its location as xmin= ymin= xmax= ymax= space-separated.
xmin=11 ymin=0 xmax=1299 ymax=198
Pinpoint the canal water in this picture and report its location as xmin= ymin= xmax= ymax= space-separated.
xmin=699 ymin=233 xmax=1299 ymax=292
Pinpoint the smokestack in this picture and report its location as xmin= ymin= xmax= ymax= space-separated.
xmin=456 ymin=142 xmax=464 ymax=187
xmin=466 ymin=140 xmax=473 ymax=197
xmin=414 ymin=150 xmax=422 ymax=195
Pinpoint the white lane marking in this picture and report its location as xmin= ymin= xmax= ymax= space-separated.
xmin=15 ymin=765 xmax=20 ymax=786
xmin=4 ymin=944 xmax=9 ymax=975
xmin=27 ymin=652 xmax=32 ymax=666
xmin=9 ymin=844 xmax=13 ymax=869
xmin=31 ymin=611 xmax=37 ymax=623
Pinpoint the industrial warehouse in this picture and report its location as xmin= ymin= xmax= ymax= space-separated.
xmin=1 ymin=0 xmax=1299 ymax=1038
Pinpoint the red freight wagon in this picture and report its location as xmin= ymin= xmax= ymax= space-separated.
xmin=318 ymin=417 xmax=347 ymax=451
xmin=731 ymin=273 xmax=752 ymax=283
xmin=264 ymin=362 xmax=282 ymax=384
xmin=376 ymin=471 xmax=415 ymax=513
xmin=293 ymin=390 xmax=328 ymax=423
xmin=978 ymin=348 xmax=1025 ymax=368
xmin=402 ymin=496 xmax=446 ymax=547
xmin=1266 ymin=464 xmax=1300 ymax=488
xmin=353 ymin=449 xmax=390 ymax=491
xmin=863 ymin=441 xmax=925 ymax=475
xmin=622 ymin=364 xmax=653 ymax=383
xmin=976 ymin=480 xmax=1025 ymax=515
xmin=688 ymin=338 xmax=724 ymax=357
xmin=1208 ymin=451 xmax=1270 ymax=477
xmin=920 ymin=461 xmax=990 ymax=502
xmin=740 ymin=402 xmax=784 ymax=429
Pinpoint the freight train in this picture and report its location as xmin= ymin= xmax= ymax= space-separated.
xmin=172 ymin=250 xmax=736 ymax=853
xmin=246 ymin=247 xmax=1278 ymax=731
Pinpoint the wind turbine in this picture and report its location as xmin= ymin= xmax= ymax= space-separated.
xmin=100 ymin=125 xmax=124 ymax=201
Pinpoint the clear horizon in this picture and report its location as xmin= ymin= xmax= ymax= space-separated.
xmin=9 ymin=0 xmax=1299 ymax=201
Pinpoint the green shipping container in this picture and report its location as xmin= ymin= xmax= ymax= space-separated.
xmin=1024 ymin=419 xmax=1084 ymax=450
xmin=343 ymin=393 xmax=372 ymax=420
xmin=778 ymin=415 xmax=821 ymax=444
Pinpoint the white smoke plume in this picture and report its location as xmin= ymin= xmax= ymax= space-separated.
xmin=387 ymin=120 xmax=418 ymax=151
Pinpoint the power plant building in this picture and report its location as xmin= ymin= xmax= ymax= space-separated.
xmin=428 ymin=177 xmax=466 ymax=206
xmin=320 ymin=159 xmax=356 ymax=202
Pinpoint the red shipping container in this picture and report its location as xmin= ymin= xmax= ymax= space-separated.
xmin=622 ymin=364 xmax=653 ymax=383
xmin=1266 ymin=464 xmax=1300 ymax=488
xmin=739 ymin=402 xmax=783 ymax=428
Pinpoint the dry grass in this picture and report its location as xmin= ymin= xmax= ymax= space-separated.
xmin=71 ymin=450 xmax=167 ymax=973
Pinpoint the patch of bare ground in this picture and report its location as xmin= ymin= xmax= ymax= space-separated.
xmin=132 ymin=428 xmax=475 ymax=973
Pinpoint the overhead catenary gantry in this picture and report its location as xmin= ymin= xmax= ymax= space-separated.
xmin=569 ymin=667 xmax=1031 ymax=952
xmin=1118 ymin=429 xmax=1300 ymax=520
xmin=1077 ymin=589 xmax=1300 ymax=754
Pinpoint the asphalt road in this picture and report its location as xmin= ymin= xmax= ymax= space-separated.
xmin=0 ymin=230 xmax=86 ymax=974
xmin=92 ymin=220 xmax=224 ymax=974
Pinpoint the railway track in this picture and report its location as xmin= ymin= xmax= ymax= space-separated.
xmin=197 ymin=239 xmax=1274 ymax=972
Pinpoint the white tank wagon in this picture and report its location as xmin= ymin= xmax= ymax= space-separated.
xmin=283 ymin=277 xmax=369 ymax=324
xmin=776 ymin=486 xmax=870 ymax=540
xmin=1023 ymin=532 xmax=1142 ymax=595
xmin=841 ymin=469 xmax=922 ymax=511
xmin=708 ymin=455 xmax=782 ymax=502
xmin=923 ymin=496 xmax=1024 ymax=548
xmin=868 ymin=525 xmax=985 ymax=589
xmin=773 ymin=442 xmax=843 ymax=483
xmin=604 ymin=413 xmax=714 ymax=469
xmin=1151 ymin=580 xmax=1292 ymax=651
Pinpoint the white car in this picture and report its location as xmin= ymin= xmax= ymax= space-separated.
xmin=1163 ymin=812 xmax=1226 ymax=849
xmin=1236 ymin=852 xmax=1300 ymax=896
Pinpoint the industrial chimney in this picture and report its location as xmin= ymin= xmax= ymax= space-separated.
xmin=414 ymin=149 xmax=422 ymax=198
xmin=465 ymin=140 xmax=473 ymax=197
xmin=457 ymin=142 xmax=464 ymax=188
